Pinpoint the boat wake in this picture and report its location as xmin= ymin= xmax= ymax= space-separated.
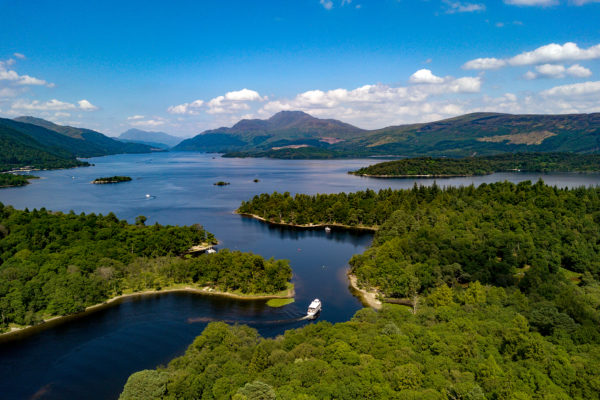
xmin=187 ymin=314 xmax=316 ymax=325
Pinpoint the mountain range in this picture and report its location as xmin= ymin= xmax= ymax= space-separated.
xmin=0 ymin=117 xmax=157 ymax=171
xmin=173 ymin=111 xmax=600 ymax=158
xmin=118 ymin=128 xmax=182 ymax=149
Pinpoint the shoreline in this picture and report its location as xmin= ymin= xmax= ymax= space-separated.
xmin=347 ymin=272 xmax=382 ymax=310
xmin=350 ymin=172 xmax=482 ymax=179
xmin=0 ymin=284 xmax=294 ymax=341
xmin=236 ymin=211 xmax=378 ymax=232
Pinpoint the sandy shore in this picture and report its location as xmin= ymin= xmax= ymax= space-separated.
xmin=347 ymin=273 xmax=382 ymax=310
xmin=236 ymin=211 xmax=377 ymax=232
xmin=1 ymin=284 xmax=294 ymax=340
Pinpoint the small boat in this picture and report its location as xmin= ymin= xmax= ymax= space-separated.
xmin=206 ymin=248 xmax=217 ymax=254
xmin=325 ymin=227 xmax=331 ymax=233
xmin=145 ymin=194 xmax=151 ymax=198
xmin=307 ymin=299 xmax=322 ymax=318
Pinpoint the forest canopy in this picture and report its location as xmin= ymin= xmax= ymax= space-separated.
xmin=0 ymin=206 xmax=291 ymax=331
xmin=351 ymin=153 xmax=600 ymax=177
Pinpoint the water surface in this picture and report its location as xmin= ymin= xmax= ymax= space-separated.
xmin=1 ymin=152 xmax=599 ymax=399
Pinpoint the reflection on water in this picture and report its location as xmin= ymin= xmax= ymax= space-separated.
xmin=0 ymin=152 xmax=599 ymax=400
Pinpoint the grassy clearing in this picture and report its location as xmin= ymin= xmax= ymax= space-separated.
xmin=266 ymin=298 xmax=295 ymax=307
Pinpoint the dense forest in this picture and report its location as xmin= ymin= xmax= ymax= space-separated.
xmin=92 ymin=176 xmax=132 ymax=184
xmin=351 ymin=153 xmax=600 ymax=177
xmin=0 ymin=173 xmax=37 ymax=188
xmin=0 ymin=206 xmax=291 ymax=331
xmin=121 ymin=285 xmax=600 ymax=399
xmin=124 ymin=180 xmax=600 ymax=399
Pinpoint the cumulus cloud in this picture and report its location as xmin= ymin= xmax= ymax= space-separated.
xmin=10 ymin=98 xmax=98 ymax=112
xmin=409 ymin=69 xmax=445 ymax=84
xmin=524 ymin=64 xmax=592 ymax=79
xmin=444 ymin=1 xmax=486 ymax=13
xmin=256 ymin=74 xmax=481 ymax=128
xmin=127 ymin=115 xmax=145 ymax=120
xmin=541 ymin=81 xmax=600 ymax=96
xmin=464 ymin=42 xmax=600 ymax=70
xmin=11 ymin=99 xmax=77 ymax=111
xmin=0 ymin=60 xmax=48 ymax=86
xmin=168 ymin=89 xmax=265 ymax=115
xmin=78 ymin=99 xmax=98 ymax=111
xmin=463 ymin=57 xmax=507 ymax=70
xmin=130 ymin=118 xmax=167 ymax=128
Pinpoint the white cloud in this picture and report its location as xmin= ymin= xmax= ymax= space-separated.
xmin=541 ymin=81 xmax=600 ymax=96
xmin=320 ymin=0 xmax=333 ymax=9
xmin=504 ymin=0 xmax=558 ymax=6
xmin=509 ymin=42 xmax=600 ymax=66
xmin=77 ymin=99 xmax=98 ymax=111
xmin=13 ymin=53 xmax=26 ymax=59
xmin=0 ymin=61 xmax=48 ymax=86
xmin=130 ymin=118 xmax=167 ymax=128
xmin=167 ymin=99 xmax=204 ymax=115
xmin=54 ymin=112 xmax=71 ymax=118
xmin=463 ymin=57 xmax=507 ymax=70
xmin=464 ymin=42 xmax=600 ymax=71
xmin=127 ymin=115 xmax=145 ymax=120
xmin=409 ymin=69 xmax=445 ymax=84
xmin=12 ymin=99 xmax=77 ymax=111
xmin=567 ymin=64 xmax=592 ymax=77
xmin=444 ymin=1 xmax=486 ymax=13
xmin=524 ymin=63 xmax=592 ymax=79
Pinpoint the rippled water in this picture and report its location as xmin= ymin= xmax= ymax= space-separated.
xmin=0 ymin=152 xmax=598 ymax=399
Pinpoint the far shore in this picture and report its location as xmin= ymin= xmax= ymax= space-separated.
xmin=236 ymin=211 xmax=378 ymax=232
xmin=347 ymin=272 xmax=382 ymax=310
xmin=350 ymin=172 xmax=481 ymax=179
xmin=0 ymin=284 xmax=294 ymax=341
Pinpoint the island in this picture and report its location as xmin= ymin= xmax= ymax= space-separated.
xmin=0 ymin=173 xmax=38 ymax=188
xmin=92 ymin=175 xmax=133 ymax=184
xmin=121 ymin=180 xmax=600 ymax=400
xmin=214 ymin=181 xmax=230 ymax=186
xmin=350 ymin=152 xmax=600 ymax=178
xmin=0 ymin=207 xmax=292 ymax=336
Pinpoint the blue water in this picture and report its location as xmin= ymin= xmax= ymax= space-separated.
xmin=0 ymin=152 xmax=598 ymax=399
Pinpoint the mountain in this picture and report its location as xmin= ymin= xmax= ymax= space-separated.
xmin=176 ymin=111 xmax=600 ymax=158
xmin=118 ymin=128 xmax=182 ymax=148
xmin=11 ymin=116 xmax=155 ymax=157
xmin=0 ymin=123 xmax=88 ymax=171
xmin=347 ymin=112 xmax=600 ymax=157
xmin=173 ymin=111 xmax=366 ymax=152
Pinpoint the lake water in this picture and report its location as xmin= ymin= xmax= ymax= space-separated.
xmin=1 ymin=152 xmax=599 ymax=400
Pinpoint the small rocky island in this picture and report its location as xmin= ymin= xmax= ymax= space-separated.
xmin=92 ymin=176 xmax=132 ymax=184
xmin=214 ymin=181 xmax=230 ymax=186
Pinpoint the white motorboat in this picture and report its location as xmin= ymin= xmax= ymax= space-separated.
xmin=325 ymin=227 xmax=331 ymax=233
xmin=307 ymin=299 xmax=322 ymax=318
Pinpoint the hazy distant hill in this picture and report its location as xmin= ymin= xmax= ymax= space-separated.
xmin=11 ymin=116 xmax=155 ymax=157
xmin=0 ymin=123 xmax=88 ymax=171
xmin=173 ymin=111 xmax=365 ymax=152
xmin=175 ymin=111 xmax=600 ymax=158
xmin=118 ymin=128 xmax=182 ymax=148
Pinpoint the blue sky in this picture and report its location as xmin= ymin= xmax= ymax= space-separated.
xmin=1 ymin=0 xmax=599 ymax=137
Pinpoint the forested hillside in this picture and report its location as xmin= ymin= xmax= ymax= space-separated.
xmin=0 ymin=123 xmax=89 ymax=171
xmin=351 ymin=153 xmax=600 ymax=177
xmin=121 ymin=286 xmax=600 ymax=399
xmin=123 ymin=180 xmax=600 ymax=399
xmin=0 ymin=206 xmax=291 ymax=331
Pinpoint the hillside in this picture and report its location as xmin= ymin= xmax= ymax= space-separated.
xmin=0 ymin=123 xmax=88 ymax=171
xmin=118 ymin=128 xmax=182 ymax=148
xmin=11 ymin=116 xmax=155 ymax=157
xmin=175 ymin=111 xmax=600 ymax=158
xmin=172 ymin=110 xmax=365 ymax=152
xmin=350 ymin=152 xmax=600 ymax=177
